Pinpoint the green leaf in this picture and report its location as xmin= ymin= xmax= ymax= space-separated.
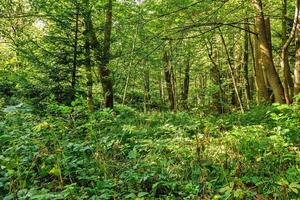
xmin=137 ymin=192 xmax=148 ymax=197
xmin=290 ymin=182 xmax=300 ymax=189
xmin=49 ymin=166 xmax=61 ymax=177
xmin=4 ymin=194 xmax=15 ymax=200
xmin=290 ymin=187 xmax=298 ymax=194
xmin=128 ymin=147 xmax=139 ymax=159
xmin=277 ymin=179 xmax=289 ymax=186
xmin=125 ymin=193 xmax=136 ymax=199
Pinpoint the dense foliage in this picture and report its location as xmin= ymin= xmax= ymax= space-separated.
xmin=1 ymin=102 xmax=300 ymax=199
xmin=1 ymin=0 xmax=300 ymax=199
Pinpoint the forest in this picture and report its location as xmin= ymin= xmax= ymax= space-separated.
xmin=1 ymin=0 xmax=300 ymax=199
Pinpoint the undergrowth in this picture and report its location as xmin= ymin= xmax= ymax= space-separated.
xmin=0 ymin=102 xmax=300 ymax=199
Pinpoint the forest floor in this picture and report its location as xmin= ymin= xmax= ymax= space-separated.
xmin=0 ymin=103 xmax=300 ymax=199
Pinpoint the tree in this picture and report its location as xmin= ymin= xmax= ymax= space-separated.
xmin=181 ymin=47 xmax=191 ymax=110
xmin=254 ymin=17 xmax=270 ymax=103
xmin=164 ymin=41 xmax=177 ymax=111
xmin=280 ymin=0 xmax=296 ymax=104
xmin=219 ymin=30 xmax=244 ymax=113
xmin=83 ymin=0 xmax=94 ymax=112
xmin=294 ymin=0 xmax=300 ymax=97
xmin=243 ymin=19 xmax=251 ymax=108
xmin=252 ymin=0 xmax=286 ymax=104
xmin=99 ymin=0 xmax=114 ymax=109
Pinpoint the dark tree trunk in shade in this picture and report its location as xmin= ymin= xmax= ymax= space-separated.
xmin=83 ymin=0 xmax=94 ymax=112
xmin=143 ymin=65 xmax=151 ymax=112
xmin=181 ymin=52 xmax=191 ymax=110
xmin=164 ymin=49 xmax=177 ymax=112
xmin=71 ymin=4 xmax=80 ymax=101
xmin=100 ymin=0 xmax=114 ymax=108
xmin=243 ymin=19 xmax=251 ymax=108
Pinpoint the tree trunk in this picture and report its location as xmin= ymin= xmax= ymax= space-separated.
xmin=281 ymin=0 xmax=295 ymax=104
xmin=249 ymin=26 xmax=257 ymax=102
xmin=243 ymin=20 xmax=251 ymax=108
xmin=264 ymin=18 xmax=272 ymax=90
xmin=254 ymin=17 xmax=269 ymax=103
xmin=100 ymin=0 xmax=114 ymax=108
xmin=164 ymin=49 xmax=177 ymax=112
xmin=181 ymin=51 xmax=191 ymax=110
xmin=143 ymin=65 xmax=151 ymax=112
xmin=232 ymin=40 xmax=243 ymax=108
xmin=71 ymin=4 xmax=80 ymax=101
xmin=83 ymin=0 xmax=94 ymax=112
xmin=295 ymin=0 xmax=300 ymax=96
xmin=86 ymin=0 xmax=114 ymax=108
xmin=252 ymin=0 xmax=285 ymax=103
xmin=196 ymin=76 xmax=201 ymax=106
xmin=84 ymin=37 xmax=94 ymax=113
xmin=159 ymin=70 xmax=165 ymax=110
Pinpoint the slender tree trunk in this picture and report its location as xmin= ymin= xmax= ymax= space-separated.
xmin=243 ymin=19 xmax=251 ymax=108
xmin=248 ymin=29 xmax=256 ymax=101
xmin=295 ymin=41 xmax=300 ymax=96
xmin=100 ymin=0 xmax=114 ymax=108
xmin=295 ymin=0 xmax=300 ymax=96
xmin=83 ymin=0 xmax=94 ymax=112
xmin=232 ymin=41 xmax=242 ymax=108
xmin=201 ymin=77 xmax=205 ymax=107
xmin=181 ymin=51 xmax=191 ymax=110
xmin=202 ymin=74 xmax=208 ymax=107
xmin=159 ymin=70 xmax=165 ymax=110
xmin=164 ymin=49 xmax=177 ymax=112
xmin=281 ymin=0 xmax=294 ymax=104
xmin=196 ymin=76 xmax=201 ymax=106
xmin=219 ymin=30 xmax=244 ymax=113
xmin=280 ymin=0 xmax=300 ymax=100
xmin=211 ymin=66 xmax=224 ymax=114
xmin=143 ymin=65 xmax=151 ymax=112
xmin=252 ymin=0 xmax=285 ymax=103
xmin=84 ymin=36 xmax=94 ymax=113
xmin=71 ymin=4 xmax=80 ymax=101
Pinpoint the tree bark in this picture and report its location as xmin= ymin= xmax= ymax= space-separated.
xmin=159 ymin=70 xmax=165 ymax=110
xmin=249 ymin=26 xmax=258 ymax=103
xmin=164 ymin=47 xmax=177 ymax=112
xmin=143 ymin=65 xmax=151 ymax=112
xmin=252 ymin=0 xmax=285 ymax=103
xmin=181 ymin=50 xmax=191 ymax=110
xmin=100 ymin=0 xmax=114 ymax=108
xmin=243 ymin=19 xmax=251 ymax=108
xmin=86 ymin=0 xmax=114 ymax=108
xmin=71 ymin=4 xmax=80 ymax=101
xmin=281 ymin=0 xmax=299 ymax=103
xmin=295 ymin=2 xmax=300 ymax=96
xmin=83 ymin=0 xmax=94 ymax=112
xmin=290 ymin=0 xmax=300 ymax=98
xmin=254 ymin=17 xmax=269 ymax=103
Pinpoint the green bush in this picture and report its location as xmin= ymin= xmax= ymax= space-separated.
xmin=0 ymin=104 xmax=299 ymax=199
